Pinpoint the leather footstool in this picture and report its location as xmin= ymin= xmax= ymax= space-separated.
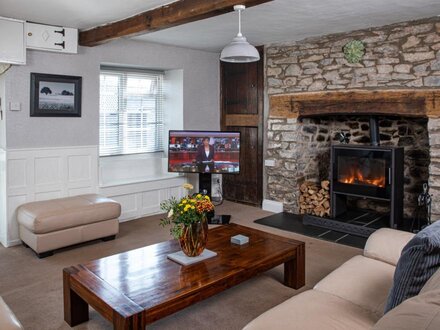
xmin=17 ymin=194 xmax=121 ymax=258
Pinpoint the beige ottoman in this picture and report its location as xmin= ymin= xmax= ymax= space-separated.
xmin=17 ymin=194 xmax=121 ymax=258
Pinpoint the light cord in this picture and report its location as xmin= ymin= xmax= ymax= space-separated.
xmin=237 ymin=8 xmax=242 ymax=37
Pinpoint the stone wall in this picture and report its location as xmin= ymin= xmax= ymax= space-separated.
xmin=265 ymin=16 xmax=440 ymax=219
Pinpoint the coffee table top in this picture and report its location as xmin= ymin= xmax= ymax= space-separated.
xmin=66 ymin=223 xmax=305 ymax=325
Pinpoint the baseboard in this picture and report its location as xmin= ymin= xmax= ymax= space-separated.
xmin=262 ymin=199 xmax=283 ymax=213
xmin=6 ymin=238 xmax=21 ymax=247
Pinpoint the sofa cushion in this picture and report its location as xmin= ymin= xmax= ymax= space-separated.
xmin=421 ymin=267 xmax=440 ymax=294
xmin=17 ymin=194 xmax=121 ymax=234
xmin=243 ymin=290 xmax=378 ymax=330
xmin=384 ymin=221 xmax=440 ymax=313
xmin=374 ymin=288 xmax=440 ymax=330
xmin=314 ymin=255 xmax=395 ymax=317
xmin=364 ymin=228 xmax=415 ymax=266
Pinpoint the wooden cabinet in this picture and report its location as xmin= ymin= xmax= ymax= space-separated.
xmin=0 ymin=17 xmax=26 ymax=65
xmin=220 ymin=47 xmax=264 ymax=206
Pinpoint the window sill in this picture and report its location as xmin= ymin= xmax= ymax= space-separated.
xmin=99 ymin=173 xmax=183 ymax=188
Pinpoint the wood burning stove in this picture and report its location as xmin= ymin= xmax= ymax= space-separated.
xmin=331 ymin=144 xmax=404 ymax=228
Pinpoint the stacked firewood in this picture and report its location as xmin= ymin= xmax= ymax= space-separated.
xmin=299 ymin=180 xmax=330 ymax=217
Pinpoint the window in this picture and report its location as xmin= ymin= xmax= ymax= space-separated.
xmin=99 ymin=66 xmax=164 ymax=156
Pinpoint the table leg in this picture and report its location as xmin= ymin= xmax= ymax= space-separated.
xmin=113 ymin=312 xmax=144 ymax=330
xmin=284 ymin=244 xmax=305 ymax=289
xmin=63 ymin=269 xmax=89 ymax=326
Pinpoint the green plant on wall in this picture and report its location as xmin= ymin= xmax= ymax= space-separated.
xmin=343 ymin=40 xmax=365 ymax=63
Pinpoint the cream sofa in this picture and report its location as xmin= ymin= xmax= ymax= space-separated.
xmin=0 ymin=297 xmax=23 ymax=330
xmin=244 ymin=228 xmax=440 ymax=329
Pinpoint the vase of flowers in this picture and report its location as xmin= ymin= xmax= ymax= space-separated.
xmin=160 ymin=184 xmax=215 ymax=257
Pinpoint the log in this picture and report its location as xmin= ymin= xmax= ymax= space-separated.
xmin=299 ymin=180 xmax=331 ymax=217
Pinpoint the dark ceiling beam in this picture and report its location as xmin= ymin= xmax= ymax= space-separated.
xmin=79 ymin=0 xmax=273 ymax=47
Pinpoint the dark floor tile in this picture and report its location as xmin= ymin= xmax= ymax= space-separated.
xmin=336 ymin=235 xmax=367 ymax=249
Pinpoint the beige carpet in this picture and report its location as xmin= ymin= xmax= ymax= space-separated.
xmin=0 ymin=201 xmax=361 ymax=329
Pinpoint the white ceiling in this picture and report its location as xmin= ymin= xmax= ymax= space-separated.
xmin=1 ymin=0 xmax=440 ymax=52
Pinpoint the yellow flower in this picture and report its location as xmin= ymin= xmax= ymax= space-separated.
xmin=191 ymin=206 xmax=195 ymax=210
xmin=196 ymin=194 xmax=202 ymax=199
xmin=190 ymin=199 xmax=196 ymax=203
xmin=182 ymin=199 xmax=187 ymax=204
xmin=178 ymin=203 xmax=183 ymax=207
xmin=205 ymin=196 xmax=210 ymax=201
xmin=183 ymin=183 xmax=194 ymax=190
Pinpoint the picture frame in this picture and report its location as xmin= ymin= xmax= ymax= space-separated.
xmin=30 ymin=73 xmax=82 ymax=117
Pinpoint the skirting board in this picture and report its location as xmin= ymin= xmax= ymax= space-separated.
xmin=262 ymin=199 xmax=283 ymax=213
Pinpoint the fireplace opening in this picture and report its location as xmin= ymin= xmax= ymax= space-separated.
xmin=337 ymin=156 xmax=386 ymax=188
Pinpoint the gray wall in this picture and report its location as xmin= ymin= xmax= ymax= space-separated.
xmin=4 ymin=39 xmax=220 ymax=149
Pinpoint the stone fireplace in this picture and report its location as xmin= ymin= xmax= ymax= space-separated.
xmin=265 ymin=16 xmax=440 ymax=222
xmin=266 ymin=90 xmax=438 ymax=222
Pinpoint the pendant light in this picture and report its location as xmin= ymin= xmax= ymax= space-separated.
xmin=220 ymin=5 xmax=260 ymax=63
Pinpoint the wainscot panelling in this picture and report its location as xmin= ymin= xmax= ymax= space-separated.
xmin=1 ymin=145 xmax=187 ymax=247
xmin=99 ymin=177 xmax=186 ymax=222
xmin=3 ymin=145 xmax=98 ymax=247
xmin=0 ymin=148 xmax=7 ymax=245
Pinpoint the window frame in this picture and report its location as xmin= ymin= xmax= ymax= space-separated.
xmin=99 ymin=66 xmax=164 ymax=157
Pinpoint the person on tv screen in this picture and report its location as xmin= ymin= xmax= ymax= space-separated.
xmin=196 ymin=137 xmax=215 ymax=163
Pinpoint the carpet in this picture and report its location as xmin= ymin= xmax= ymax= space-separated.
xmin=0 ymin=201 xmax=361 ymax=330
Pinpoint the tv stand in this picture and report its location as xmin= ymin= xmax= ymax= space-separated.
xmin=198 ymin=173 xmax=212 ymax=197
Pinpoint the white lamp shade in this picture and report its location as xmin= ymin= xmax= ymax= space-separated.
xmin=220 ymin=35 xmax=260 ymax=63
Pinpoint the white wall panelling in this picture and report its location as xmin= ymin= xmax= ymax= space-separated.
xmin=0 ymin=144 xmax=188 ymax=247
xmin=2 ymin=145 xmax=98 ymax=247
xmin=0 ymin=148 xmax=7 ymax=245
xmin=99 ymin=176 xmax=186 ymax=221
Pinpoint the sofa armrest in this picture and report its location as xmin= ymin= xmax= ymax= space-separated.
xmin=0 ymin=297 xmax=23 ymax=330
xmin=364 ymin=228 xmax=414 ymax=266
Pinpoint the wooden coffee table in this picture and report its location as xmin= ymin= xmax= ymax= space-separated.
xmin=63 ymin=223 xmax=305 ymax=329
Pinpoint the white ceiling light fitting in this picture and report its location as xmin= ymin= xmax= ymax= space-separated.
xmin=220 ymin=4 xmax=260 ymax=63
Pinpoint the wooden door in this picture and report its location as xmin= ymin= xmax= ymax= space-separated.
xmin=220 ymin=47 xmax=264 ymax=206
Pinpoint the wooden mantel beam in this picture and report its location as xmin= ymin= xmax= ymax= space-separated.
xmin=269 ymin=89 xmax=440 ymax=119
xmin=79 ymin=0 xmax=273 ymax=47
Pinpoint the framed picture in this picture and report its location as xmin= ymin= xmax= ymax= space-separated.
xmin=30 ymin=73 xmax=82 ymax=117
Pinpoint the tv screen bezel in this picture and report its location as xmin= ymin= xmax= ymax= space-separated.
xmin=167 ymin=130 xmax=241 ymax=175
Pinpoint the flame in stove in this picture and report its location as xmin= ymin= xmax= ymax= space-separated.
xmin=340 ymin=168 xmax=385 ymax=188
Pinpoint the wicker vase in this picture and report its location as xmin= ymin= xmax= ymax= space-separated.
xmin=179 ymin=217 xmax=208 ymax=257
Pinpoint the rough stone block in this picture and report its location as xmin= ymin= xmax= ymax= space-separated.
xmin=403 ymin=52 xmax=435 ymax=62
xmin=402 ymin=36 xmax=421 ymax=49
xmin=391 ymin=73 xmax=416 ymax=80
xmin=424 ymin=76 xmax=440 ymax=86
xmin=377 ymin=65 xmax=393 ymax=73
xmin=308 ymin=80 xmax=327 ymax=91
xmin=299 ymin=55 xmax=324 ymax=63
xmin=394 ymin=64 xmax=411 ymax=73
xmin=267 ymin=67 xmax=282 ymax=76
xmin=378 ymin=58 xmax=400 ymax=64
xmin=406 ymin=78 xmax=423 ymax=87
xmin=285 ymin=64 xmax=302 ymax=76
xmin=298 ymin=77 xmax=313 ymax=86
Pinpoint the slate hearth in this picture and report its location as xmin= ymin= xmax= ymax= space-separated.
xmin=255 ymin=210 xmax=389 ymax=249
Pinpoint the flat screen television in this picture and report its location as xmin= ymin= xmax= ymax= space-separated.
xmin=168 ymin=130 xmax=240 ymax=174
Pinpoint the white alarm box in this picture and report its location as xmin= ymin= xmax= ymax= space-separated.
xmin=26 ymin=22 xmax=78 ymax=54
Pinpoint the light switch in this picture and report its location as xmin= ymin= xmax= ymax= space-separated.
xmin=9 ymin=102 xmax=21 ymax=111
xmin=265 ymin=159 xmax=276 ymax=167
